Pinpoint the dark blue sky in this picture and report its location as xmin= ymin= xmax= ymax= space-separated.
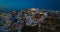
xmin=0 ymin=0 xmax=60 ymax=10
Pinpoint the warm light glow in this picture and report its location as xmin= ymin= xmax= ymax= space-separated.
xmin=32 ymin=8 xmax=36 ymax=10
xmin=27 ymin=11 xmax=30 ymax=13
xmin=39 ymin=12 xmax=44 ymax=14
xmin=31 ymin=8 xmax=36 ymax=11
xmin=3 ymin=16 xmax=8 ymax=19
xmin=32 ymin=12 xmax=35 ymax=15
xmin=38 ymin=25 xmax=41 ymax=27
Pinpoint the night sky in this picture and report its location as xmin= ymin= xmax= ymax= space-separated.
xmin=0 ymin=0 xmax=60 ymax=10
